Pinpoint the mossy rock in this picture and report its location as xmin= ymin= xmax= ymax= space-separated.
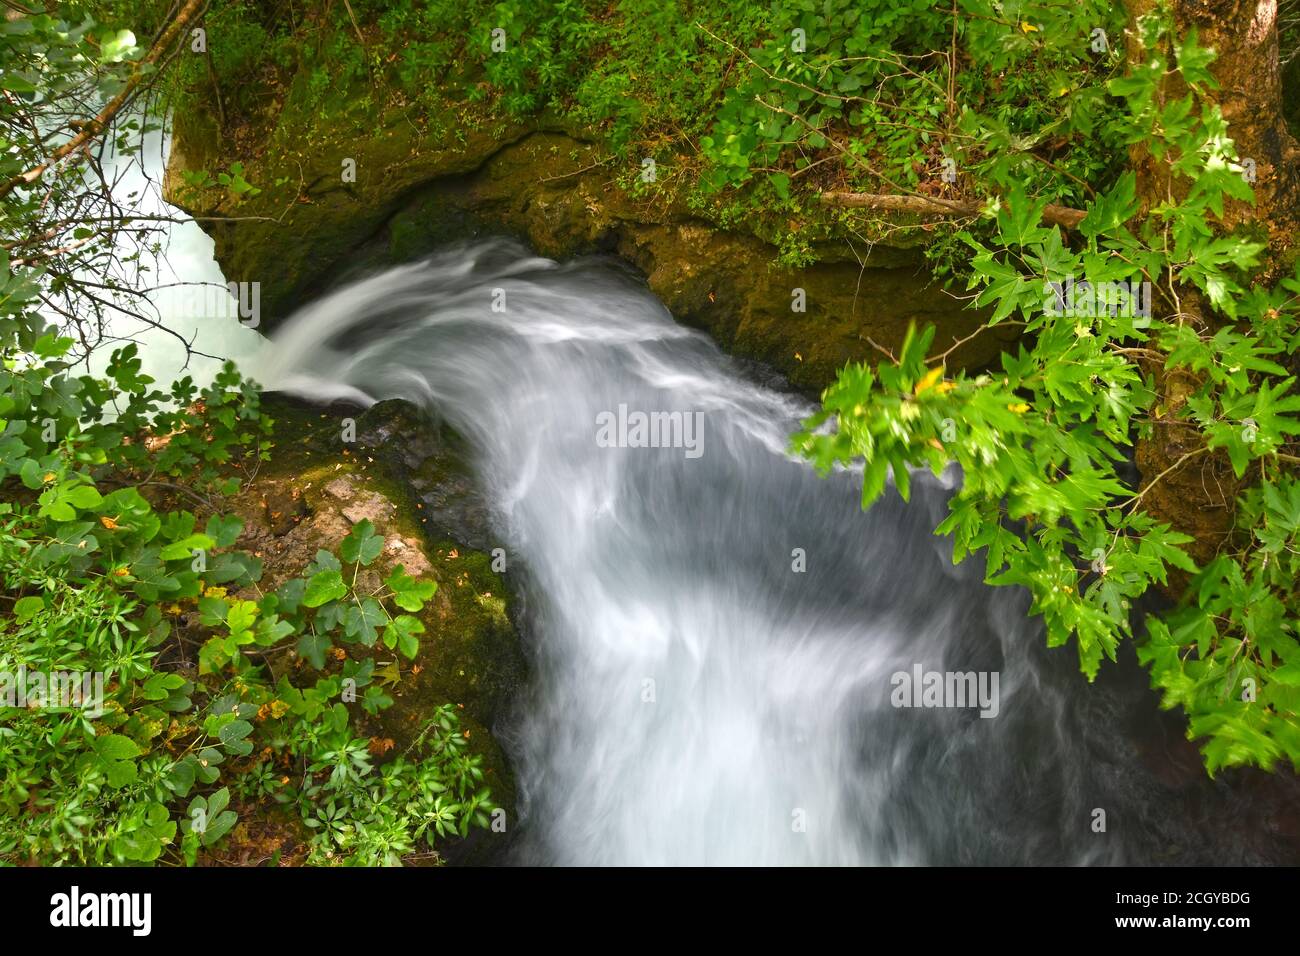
xmin=166 ymin=66 xmax=1008 ymax=392
xmin=223 ymin=394 xmax=526 ymax=862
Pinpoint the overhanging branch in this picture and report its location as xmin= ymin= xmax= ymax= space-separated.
xmin=0 ymin=0 xmax=206 ymax=200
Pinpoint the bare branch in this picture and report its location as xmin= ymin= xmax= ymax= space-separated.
xmin=817 ymin=191 xmax=1088 ymax=230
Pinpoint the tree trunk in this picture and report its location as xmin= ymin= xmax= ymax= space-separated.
xmin=1127 ymin=0 xmax=1300 ymax=249
xmin=1126 ymin=0 xmax=1300 ymax=565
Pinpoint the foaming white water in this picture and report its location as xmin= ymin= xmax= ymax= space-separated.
xmin=258 ymin=239 xmax=1117 ymax=865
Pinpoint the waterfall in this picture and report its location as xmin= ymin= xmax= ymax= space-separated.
xmin=256 ymin=238 xmax=1258 ymax=865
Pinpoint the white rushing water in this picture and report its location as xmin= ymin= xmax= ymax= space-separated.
xmin=255 ymin=239 xmax=1133 ymax=865
xmin=78 ymin=123 xmax=261 ymax=388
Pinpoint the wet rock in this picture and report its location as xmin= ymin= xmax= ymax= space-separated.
xmin=383 ymin=535 xmax=433 ymax=577
xmin=355 ymin=399 xmax=495 ymax=550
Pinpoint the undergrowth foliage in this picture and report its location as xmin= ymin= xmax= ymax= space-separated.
xmin=1 ymin=8 xmax=495 ymax=865
xmin=0 ymin=324 xmax=496 ymax=864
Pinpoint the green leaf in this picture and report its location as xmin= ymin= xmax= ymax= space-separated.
xmin=160 ymin=532 xmax=215 ymax=562
xmin=13 ymin=596 xmax=43 ymax=622
xmin=226 ymin=599 xmax=259 ymax=640
xmin=275 ymin=577 xmax=306 ymax=615
xmin=308 ymin=549 xmax=342 ymax=574
xmin=297 ymin=631 xmax=332 ymax=669
xmin=64 ymin=484 xmax=103 ymax=509
xmin=255 ymin=613 xmax=295 ymax=647
xmin=105 ymin=760 xmax=140 ymax=788
xmin=99 ymin=28 xmax=137 ymax=63
xmin=340 ymin=519 xmax=383 ymax=566
xmin=383 ymin=615 xmax=425 ymax=659
xmin=95 ymin=734 xmax=141 ymax=761
xmin=0 ymin=74 xmax=37 ymax=94
xmin=1271 ymin=662 xmax=1300 ymax=687
xmin=205 ymin=513 xmax=244 ymax=548
xmin=342 ymin=598 xmax=386 ymax=646
xmin=19 ymin=458 xmax=44 ymax=490
xmin=218 ymin=719 xmax=254 ymax=756
xmin=385 ymin=566 xmax=437 ymax=612
xmin=1078 ymin=171 xmax=1137 ymax=238
xmin=303 ymin=569 xmax=348 ymax=608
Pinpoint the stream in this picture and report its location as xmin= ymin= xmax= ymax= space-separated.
xmin=253 ymin=238 xmax=1299 ymax=865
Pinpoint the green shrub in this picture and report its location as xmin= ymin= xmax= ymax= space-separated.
xmin=0 ymin=332 xmax=496 ymax=864
xmin=796 ymin=13 xmax=1300 ymax=773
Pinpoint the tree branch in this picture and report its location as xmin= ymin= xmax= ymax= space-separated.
xmin=0 ymin=0 xmax=206 ymax=200
xmin=817 ymin=191 xmax=1088 ymax=230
